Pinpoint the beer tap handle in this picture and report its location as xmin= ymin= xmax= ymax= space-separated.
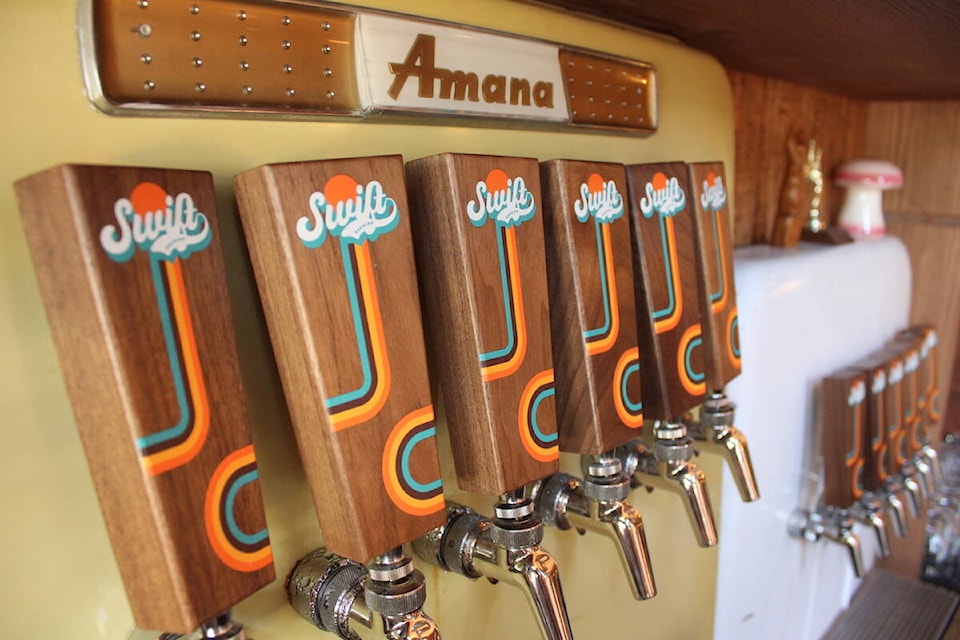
xmin=235 ymin=156 xmax=446 ymax=562
xmin=890 ymin=336 xmax=934 ymax=502
xmin=820 ymin=369 xmax=869 ymax=511
xmin=624 ymin=161 xmax=708 ymax=420
xmin=15 ymin=166 xmax=274 ymax=634
xmin=406 ymin=154 xmax=560 ymax=495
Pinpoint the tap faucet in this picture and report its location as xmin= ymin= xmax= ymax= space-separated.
xmin=686 ymin=393 xmax=760 ymax=502
xmin=288 ymin=547 xmax=441 ymax=640
xmin=413 ymin=497 xmax=573 ymax=640
xmin=789 ymin=507 xmax=865 ymax=578
xmin=848 ymin=497 xmax=891 ymax=557
xmin=532 ymin=455 xmax=657 ymax=600
xmin=615 ymin=422 xmax=719 ymax=548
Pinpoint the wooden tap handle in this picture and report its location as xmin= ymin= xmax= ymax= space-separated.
xmin=625 ymin=162 xmax=707 ymax=420
xmin=688 ymin=162 xmax=742 ymax=391
xmin=821 ymin=368 xmax=868 ymax=507
xmin=234 ymin=156 xmax=445 ymax=562
xmin=406 ymin=154 xmax=559 ymax=495
xmin=539 ymin=160 xmax=644 ymax=455
xmin=852 ymin=354 xmax=891 ymax=492
xmin=14 ymin=165 xmax=274 ymax=634
xmin=891 ymin=334 xmax=924 ymax=456
xmin=883 ymin=352 xmax=909 ymax=470
xmin=898 ymin=325 xmax=940 ymax=440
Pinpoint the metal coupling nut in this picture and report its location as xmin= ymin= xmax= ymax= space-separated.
xmin=655 ymin=437 xmax=695 ymax=462
xmin=364 ymin=569 xmax=428 ymax=617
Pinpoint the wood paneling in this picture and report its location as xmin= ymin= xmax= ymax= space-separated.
xmin=728 ymin=70 xmax=867 ymax=246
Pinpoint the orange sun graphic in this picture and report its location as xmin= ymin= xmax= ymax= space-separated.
xmin=706 ymin=171 xmax=717 ymax=186
xmin=323 ymin=174 xmax=360 ymax=206
xmin=130 ymin=182 xmax=168 ymax=216
xmin=651 ymin=172 xmax=667 ymax=191
xmin=586 ymin=173 xmax=605 ymax=194
xmin=485 ymin=169 xmax=509 ymax=192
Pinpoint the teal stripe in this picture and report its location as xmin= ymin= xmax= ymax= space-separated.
xmin=401 ymin=427 xmax=443 ymax=493
xmin=531 ymin=386 xmax=558 ymax=444
xmin=652 ymin=214 xmax=677 ymax=320
xmin=731 ymin=317 xmax=741 ymax=357
xmin=709 ymin=211 xmax=725 ymax=303
xmin=622 ymin=361 xmax=643 ymax=412
xmin=137 ymin=256 xmax=192 ymax=450
xmin=325 ymin=242 xmax=375 ymax=410
xmin=583 ymin=218 xmax=613 ymax=342
xmin=225 ymin=469 xmax=269 ymax=546
xmin=479 ymin=226 xmax=517 ymax=365
xmin=685 ymin=336 xmax=705 ymax=383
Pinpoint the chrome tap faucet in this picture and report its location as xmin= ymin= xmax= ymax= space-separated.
xmin=532 ymin=455 xmax=657 ymax=600
xmin=616 ymin=422 xmax=719 ymax=548
xmin=413 ymin=498 xmax=573 ymax=640
xmin=288 ymin=548 xmax=441 ymax=640
xmin=849 ymin=496 xmax=891 ymax=557
xmin=686 ymin=393 xmax=761 ymax=503
xmin=789 ymin=507 xmax=865 ymax=578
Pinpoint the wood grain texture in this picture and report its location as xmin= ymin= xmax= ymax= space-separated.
xmin=625 ymin=161 xmax=706 ymax=420
xmin=687 ymin=162 xmax=741 ymax=391
xmin=851 ymin=353 xmax=891 ymax=494
xmin=728 ymin=70 xmax=867 ymax=246
xmin=540 ymin=160 xmax=644 ymax=455
xmin=406 ymin=154 xmax=559 ymax=495
xmin=14 ymin=165 xmax=274 ymax=634
xmin=529 ymin=0 xmax=960 ymax=99
xmin=234 ymin=156 xmax=445 ymax=562
xmin=820 ymin=368 xmax=867 ymax=508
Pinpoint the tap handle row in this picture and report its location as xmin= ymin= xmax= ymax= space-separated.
xmin=15 ymin=166 xmax=275 ymax=635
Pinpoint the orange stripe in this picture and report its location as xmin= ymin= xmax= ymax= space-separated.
xmin=517 ymin=369 xmax=559 ymax=463
xmin=482 ymin=227 xmax=528 ymax=381
xmin=612 ymin=347 xmax=643 ymax=428
xmin=586 ymin=223 xmax=620 ymax=356
xmin=144 ymin=260 xmax=210 ymax=476
xmin=382 ymin=406 xmax=445 ymax=517
xmin=331 ymin=242 xmax=392 ymax=431
xmin=204 ymin=445 xmax=273 ymax=572
xmin=711 ymin=210 xmax=730 ymax=315
xmin=654 ymin=217 xmax=683 ymax=334
xmin=677 ymin=323 xmax=706 ymax=397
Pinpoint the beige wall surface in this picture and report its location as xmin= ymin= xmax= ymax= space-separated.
xmin=0 ymin=1 xmax=732 ymax=638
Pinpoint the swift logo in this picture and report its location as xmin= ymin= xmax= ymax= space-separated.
xmin=574 ymin=173 xmax=624 ymax=223
xmin=700 ymin=172 xmax=727 ymax=212
xmin=297 ymin=176 xmax=399 ymax=247
xmin=639 ymin=172 xmax=686 ymax=218
xmin=388 ymin=34 xmax=555 ymax=109
xmin=848 ymin=379 xmax=866 ymax=406
xmin=467 ymin=169 xmax=536 ymax=227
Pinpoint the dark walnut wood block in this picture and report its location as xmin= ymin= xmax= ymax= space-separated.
xmin=898 ymin=325 xmax=941 ymax=442
xmin=406 ymin=154 xmax=559 ymax=496
xmin=851 ymin=352 xmax=894 ymax=494
xmin=890 ymin=334 xmax=924 ymax=458
xmin=688 ymin=162 xmax=742 ymax=392
xmin=625 ymin=161 xmax=707 ymax=420
xmin=540 ymin=159 xmax=644 ymax=455
xmin=234 ymin=155 xmax=445 ymax=562
xmin=15 ymin=165 xmax=274 ymax=634
xmin=821 ymin=368 xmax=869 ymax=508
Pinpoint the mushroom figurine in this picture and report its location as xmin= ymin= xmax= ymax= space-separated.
xmin=835 ymin=160 xmax=903 ymax=238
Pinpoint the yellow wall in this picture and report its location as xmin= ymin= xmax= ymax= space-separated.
xmin=0 ymin=1 xmax=732 ymax=638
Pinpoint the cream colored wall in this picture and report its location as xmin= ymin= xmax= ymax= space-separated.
xmin=0 ymin=1 xmax=732 ymax=638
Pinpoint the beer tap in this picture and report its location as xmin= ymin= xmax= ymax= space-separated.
xmin=682 ymin=162 xmax=760 ymax=503
xmin=887 ymin=338 xmax=933 ymax=509
xmin=619 ymin=161 xmax=719 ymax=548
xmin=15 ymin=166 xmax=275 ymax=636
xmin=235 ymin=156 xmax=444 ymax=640
xmin=533 ymin=159 xmax=656 ymax=600
xmin=897 ymin=326 xmax=943 ymax=490
xmin=852 ymin=353 xmax=910 ymax=539
xmin=405 ymin=154 xmax=573 ymax=640
xmin=881 ymin=351 xmax=925 ymax=518
xmin=789 ymin=369 xmax=872 ymax=576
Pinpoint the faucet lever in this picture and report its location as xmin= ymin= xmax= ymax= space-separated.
xmin=696 ymin=394 xmax=761 ymax=502
xmin=883 ymin=489 xmax=909 ymax=538
xmin=902 ymin=472 xmax=926 ymax=515
xmin=788 ymin=508 xmax=866 ymax=577
xmin=852 ymin=499 xmax=890 ymax=558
